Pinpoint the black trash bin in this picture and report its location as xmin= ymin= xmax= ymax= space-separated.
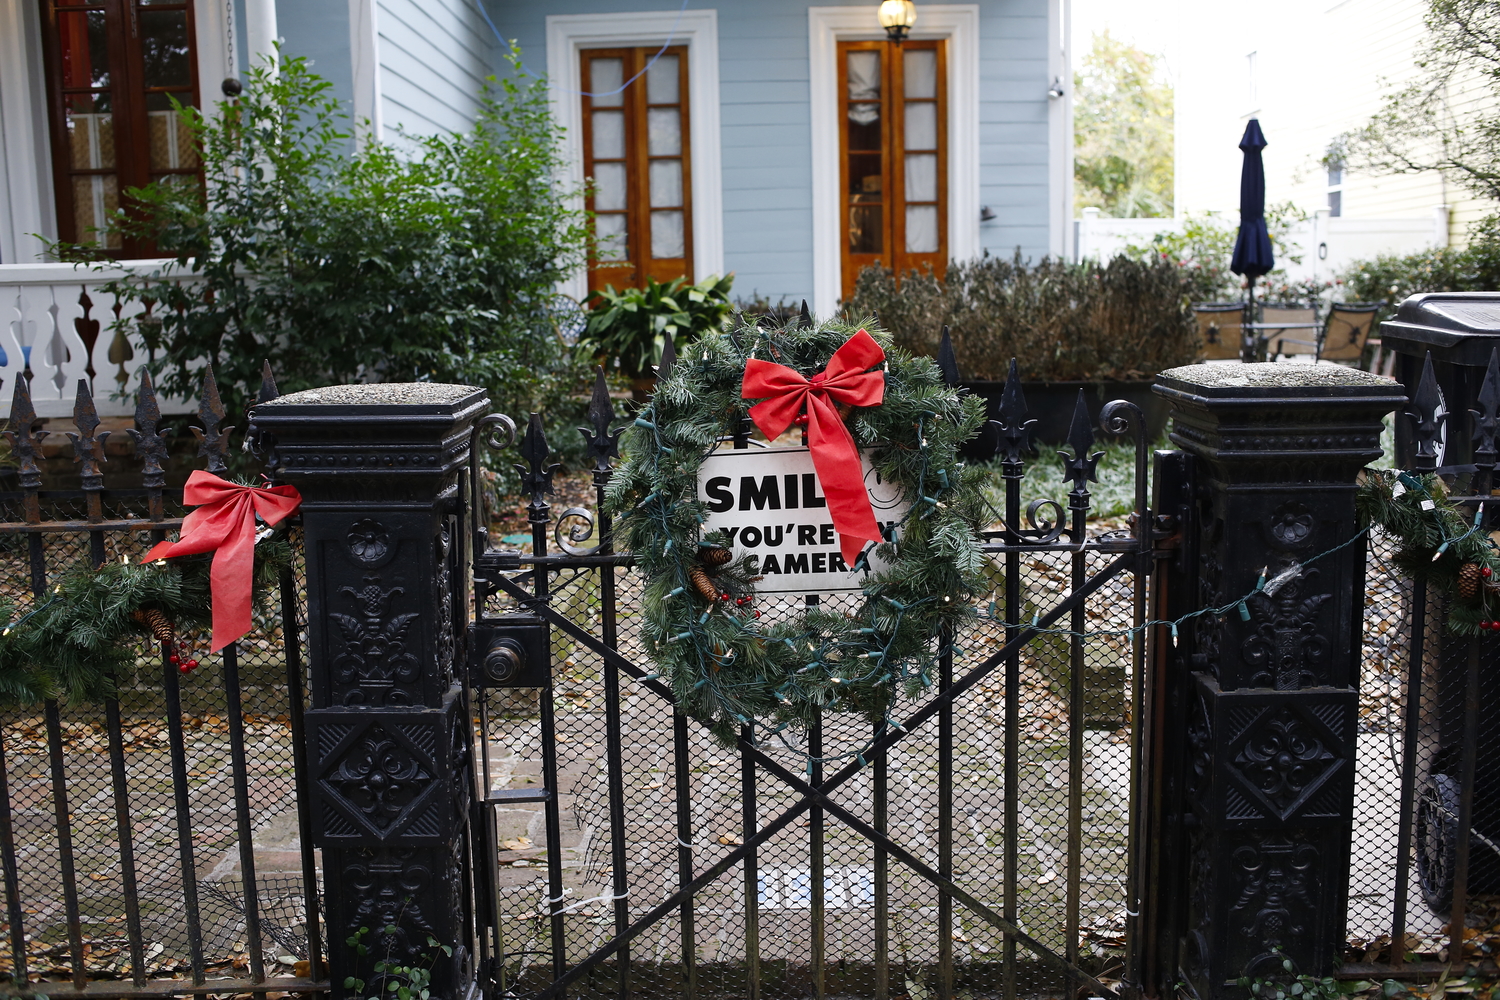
xmin=1380 ymin=292 xmax=1500 ymax=912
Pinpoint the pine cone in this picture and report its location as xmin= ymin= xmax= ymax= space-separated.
xmin=689 ymin=566 xmax=719 ymax=602
xmin=130 ymin=608 xmax=176 ymax=645
xmin=699 ymin=545 xmax=731 ymax=567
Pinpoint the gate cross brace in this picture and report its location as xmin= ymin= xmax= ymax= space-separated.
xmin=746 ymin=743 xmax=1122 ymax=999
xmin=489 ymin=549 xmax=1135 ymax=1000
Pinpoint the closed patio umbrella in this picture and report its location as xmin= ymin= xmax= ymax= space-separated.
xmin=1230 ymin=118 xmax=1274 ymax=361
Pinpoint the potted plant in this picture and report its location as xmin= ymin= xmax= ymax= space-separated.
xmin=847 ymin=253 xmax=1198 ymax=444
xmin=577 ymin=274 xmax=735 ymax=400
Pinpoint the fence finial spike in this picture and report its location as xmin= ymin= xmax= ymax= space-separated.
xmin=799 ymin=300 xmax=813 ymax=329
xmin=257 ymin=360 xmax=280 ymax=404
xmin=129 ymin=369 xmax=170 ymax=490
xmin=935 ymin=326 xmax=960 ymax=387
xmin=66 ymin=378 xmax=109 ymax=490
xmin=515 ymin=412 xmax=558 ymax=509
xmin=993 ymin=357 xmax=1035 ymax=471
xmin=1408 ymin=350 xmax=1445 ymax=473
xmin=1061 ymin=389 xmax=1102 ymax=496
xmin=191 ymin=363 xmax=232 ymax=474
xmin=657 ymin=331 xmax=676 ymax=380
xmin=4 ymin=375 xmax=45 ymax=491
xmin=580 ymin=367 xmax=621 ymax=472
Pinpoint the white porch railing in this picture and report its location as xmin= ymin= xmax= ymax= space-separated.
xmin=0 ymin=259 xmax=197 ymax=418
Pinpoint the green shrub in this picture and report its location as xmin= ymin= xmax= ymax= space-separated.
xmin=1121 ymin=203 xmax=1307 ymax=303
xmin=1340 ymin=214 xmax=1500 ymax=310
xmin=846 ymin=252 xmax=1199 ymax=382
xmin=578 ymin=274 xmax=734 ymax=380
xmin=76 ymin=46 xmax=591 ymax=434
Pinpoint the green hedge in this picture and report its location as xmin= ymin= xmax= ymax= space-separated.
xmin=847 ymin=252 xmax=1199 ymax=382
xmin=1341 ymin=214 xmax=1500 ymax=308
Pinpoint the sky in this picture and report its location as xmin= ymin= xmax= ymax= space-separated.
xmin=1071 ymin=0 xmax=1181 ymax=74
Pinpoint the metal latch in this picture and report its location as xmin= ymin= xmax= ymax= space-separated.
xmin=467 ymin=613 xmax=549 ymax=688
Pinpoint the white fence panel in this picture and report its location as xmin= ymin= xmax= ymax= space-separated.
xmin=0 ymin=260 xmax=195 ymax=418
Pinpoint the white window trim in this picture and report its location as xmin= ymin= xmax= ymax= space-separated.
xmin=349 ymin=0 xmax=382 ymax=143
xmin=0 ymin=0 xmax=234 ymax=263
xmin=546 ymin=10 xmax=723 ymax=302
xmin=808 ymin=4 xmax=980 ymax=317
xmin=0 ymin=0 xmax=54 ymax=263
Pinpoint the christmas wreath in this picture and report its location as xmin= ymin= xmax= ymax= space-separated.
xmin=1357 ymin=467 xmax=1500 ymax=636
xmin=0 ymin=474 xmax=299 ymax=704
xmin=605 ymin=316 xmax=988 ymax=739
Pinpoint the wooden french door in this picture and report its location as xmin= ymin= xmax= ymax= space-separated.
xmin=581 ymin=46 xmax=693 ymax=293
xmin=838 ymin=39 xmax=947 ymax=302
xmin=38 ymin=0 xmax=202 ymax=256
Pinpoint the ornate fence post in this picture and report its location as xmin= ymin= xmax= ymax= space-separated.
xmin=1149 ymin=365 xmax=1403 ymax=999
xmin=251 ymin=384 xmax=489 ymax=1000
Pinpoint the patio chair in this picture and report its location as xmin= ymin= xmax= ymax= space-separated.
xmin=1319 ymin=303 xmax=1383 ymax=368
xmin=1262 ymin=305 xmax=1318 ymax=360
xmin=1194 ymin=303 xmax=1246 ymax=361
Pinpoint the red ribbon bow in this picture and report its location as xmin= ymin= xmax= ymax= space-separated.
xmin=141 ymin=471 xmax=302 ymax=652
xmin=741 ymin=329 xmax=886 ymax=563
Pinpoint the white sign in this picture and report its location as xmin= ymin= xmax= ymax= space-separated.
xmin=697 ymin=447 xmax=908 ymax=594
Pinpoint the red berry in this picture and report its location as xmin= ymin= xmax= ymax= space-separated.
xmin=169 ymin=654 xmax=181 ymax=665
xmin=754 ymin=610 xmax=761 ymax=618
xmin=1485 ymin=621 xmax=1494 ymax=631
xmin=721 ymin=593 xmax=731 ymax=601
xmin=1485 ymin=567 xmax=1494 ymax=579
xmin=179 ymin=663 xmax=192 ymax=674
xmin=185 ymin=659 xmax=198 ymax=670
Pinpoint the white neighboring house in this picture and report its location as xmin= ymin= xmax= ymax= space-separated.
xmin=1173 ymin=0 xmax=1491 ymax=253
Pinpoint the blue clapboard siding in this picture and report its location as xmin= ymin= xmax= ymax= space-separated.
xmin=489 ymin=0 xmax=1055 ymax=304
xmin=376 ymin=0 xmax=494 ymax=140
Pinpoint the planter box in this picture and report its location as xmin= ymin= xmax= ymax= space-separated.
xmin=959 ymin=378 xmax=1170 ymax=450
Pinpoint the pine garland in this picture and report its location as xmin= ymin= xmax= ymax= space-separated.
xmin=1357 ymin=468 xmax=1500 ymax=635
xmin=0 ymin=537 xmax=291 ymax=705
xmin=604 ymin=315 xmax=988 ymax=740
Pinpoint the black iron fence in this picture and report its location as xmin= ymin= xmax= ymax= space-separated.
xmin=0 ymin=371 xmax=324 ymax=997
xmin=6 ymin=338 xmax=1497 ymax=1000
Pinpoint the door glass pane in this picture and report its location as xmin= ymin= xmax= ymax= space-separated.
xmin=849 ymin=205 xmax=882 ymax=254
xmin=593 ymin=162 xmax=627 ymax=211
xmin=139 ymin=10 xmax=192 ymax=88
xmin=846 ymin=49 xmax=881 ymax=146
xmin=847 ymin=50 xmax=880 ymax=102
xmin=71 ymin=174 xmax=121 ymax=247
xmin=589 ymin=57 xmax=624 ymax=106
xmin=647 ymin=54 xmax=679 ymax=104
xmin=904 ymin=49 xmax=937 ymax=98
xmin=596 ymin=213 xmax=628 ymax=261
xmin=647 ymin=108 xmax=681 ymax=156
xmin=905 ymin=153 xmax=937 ymax=203
xmin=592 ymin=110 xmax=625 ymax=159
xmin=651 ymin=210 xmax=685 ymax=259
xmin=58 ymin=10 xmax=110 ymax=89
xmin=65 ymin=94 xmax=115 ymax=169
xmin=905 ymin=102 xmax=937 ymax=151
xmin=649 ymin=160 xmax=682 ymax=208
xmin=849 ymin=154 xmax=882 ymax=199
xmin=147 ymin=92 xmax=199 ymax=169
xmin=906 ymin=205 xmax=938 ymax=253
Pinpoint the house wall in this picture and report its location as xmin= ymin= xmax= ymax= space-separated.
xmin=488 ymin=0 xmax=1060 ymax=307
xmin=372 ymin=0 xmax=495 ymax=142
xmin=1174 ymin=0 xmax=1494 ymax=247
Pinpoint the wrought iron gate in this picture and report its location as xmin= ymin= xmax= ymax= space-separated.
xmin=464 ymin=358 xmax=1154 ymax=1000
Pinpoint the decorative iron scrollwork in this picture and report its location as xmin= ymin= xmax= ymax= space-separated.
xmin=331 ymin=577 xmax=422 ymax=704
xmin=477 ymin=413 xmax=517 ymax=453
xmin=1242 ymin=571 xmax=1332 ymax=689
xmin=554 ymin=507 xmax=600 ymax=556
